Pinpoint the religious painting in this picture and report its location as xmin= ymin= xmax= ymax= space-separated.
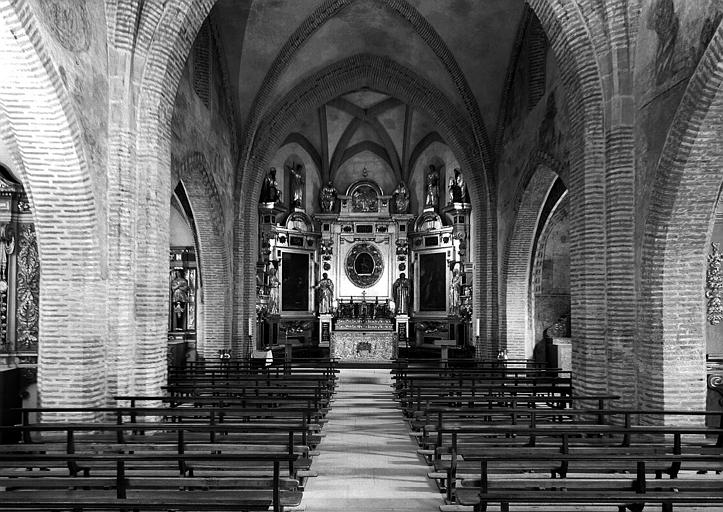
xmin=345 ymin=242 xmax=384 ymax=288
xmin=281 ymin=251 xmax=310 ymax=311
xmin=418 ymin=252 xmax=446 ymax=312
xmin=350 ymin=183 xmax=379 ymax=213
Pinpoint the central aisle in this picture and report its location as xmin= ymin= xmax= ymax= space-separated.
xmin=302 ymin=368 xmax=443 ymax=511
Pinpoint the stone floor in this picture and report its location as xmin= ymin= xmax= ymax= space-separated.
xmin=301 ymin=368 xmax=443 ymax=511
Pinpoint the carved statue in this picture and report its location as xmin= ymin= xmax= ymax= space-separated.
xmin=289 ymin=164 xmax=304 ymax=209
xmin=392 ymin=273 xmax=411 ymax=315
xmin=448 ymin=168 xmax=470 ymax=203
xmin=424 ymin=165 xmax=439 ymax=209
xmin=449 ymin=267 xmax=463 ymax=315
xmin=260 ymin=168 xmax=281 ymax=204
xmin=392 ymin=181 xmax=410 ymax=213
xmin=315 ymin=272 xmax=334 ymax=314
xmin=171 ymin=270 xmax=191 ymax=327
xmin=171 ymin=270 xmax=190 ymax=303
xmin=0 ymin=225 xmax=15 ymax=288
xmin=267 ymin=266 xmax=280 ymax=315
xmin=319 ymin=181 xmax=338 ymax=212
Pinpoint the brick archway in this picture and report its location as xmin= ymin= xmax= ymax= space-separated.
xmin=0 ymin=0 xmax=105 ymax=414
xmin=233 ymin=54 xmax=489 ymax=356
xmin=640 ymin=24 xmax=723 ymax=415
xmin=502 ymin=152 xmax=565 ymax=359
xmin=125 ymin=0 xmax=607 ymax=370
xmin=526 ymin=0 xmax=608 ymax=398
xmin=176 ymin=153 xmax=230 ymax=359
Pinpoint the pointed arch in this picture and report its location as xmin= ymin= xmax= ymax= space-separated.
xmin=502 ymin=152 xmax=566 ymax=359
xmin=281 ymin=133 xmax=323 ymax=174
xmin=234 ymin=54 xmax=491 ymax=355
xmin=527 ymin=0 xmax=607 ymax=397
xmin=0 ymin=0 xmax=105 ymax=415
xmin=334 ymin=141 xmax=394 ymax=183
xmin=640 ymin=22 xmax=723 ymax=415
xmin=175 ymin=153 xmax=231 ymax=359
xmin=408 ymin=132 xmax=446 ymax=174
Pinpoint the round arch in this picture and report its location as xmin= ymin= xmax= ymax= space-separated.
xmin=640 ymin=22 xmax=723 ymax=414
xmin=0 ymin=0 xmax=105 ymax=415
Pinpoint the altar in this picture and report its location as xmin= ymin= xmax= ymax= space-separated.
xmin=255 ymin=173 xmax=474 ymax=359
xmin=330 ymin=329 xmax=396 ymax=363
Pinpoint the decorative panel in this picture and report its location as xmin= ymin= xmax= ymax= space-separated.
xmin=15 ymin=224 xmax=39 ymax=353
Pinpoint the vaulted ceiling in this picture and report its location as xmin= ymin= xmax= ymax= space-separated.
xmin=210 ymin=0 xmax=525 ymax=146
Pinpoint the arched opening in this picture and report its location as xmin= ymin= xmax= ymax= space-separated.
xmin=236 ymin=57 xmax=489 ymax=360
xmin=502 ymin=156 xmax=565 ymax=360
xmin=168 ymin=182 xmax=202 ymax=366
xmin=640 ymin=21 xmax=723 ymax=417
xmin=530 ymin=183 xmax=569 ymax=365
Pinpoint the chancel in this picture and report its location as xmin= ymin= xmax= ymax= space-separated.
xmin=0 ymin=1 xmax=722 ymax=511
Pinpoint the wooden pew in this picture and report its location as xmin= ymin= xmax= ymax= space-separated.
xmin=0 ymin=452 xmax=299 ymax=512
xmin=424 ymin=422 xmax=723 ymax=502
xmin=19 ymin=405 xmax=325 ymax=430
xmin=0 ymin=422 xmax=317 ymax=479
xmin=113 ymin=395 xmax=328 ymax=446
xmin=452 ymin=453 xmax=723 ymax=512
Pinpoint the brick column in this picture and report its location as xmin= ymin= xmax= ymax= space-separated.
xmin=530 ymin=0 xmax=608 ymax=396
xmin=0 ymin=0 xmax=106 ymax=418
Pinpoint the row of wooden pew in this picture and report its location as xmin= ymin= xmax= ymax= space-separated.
xmin=0 ymin=357 xmax=338 ymax=511
xmin=392 ymin=358 xmax=723 ymax=512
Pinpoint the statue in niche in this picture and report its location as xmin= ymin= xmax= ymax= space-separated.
xmin=392 ymin=272 xmax=411 ymax=315
xmin=424 ymin=165 xmax=439 ymax=209
xmin=171 ymin=271 xmax=190 ymax=304
xmin=0 ymin=225 xmax=15 ymax=291
xmin=319 ymin=181 xmax=338 ymax=212
xmin=289 ymin=164 xmax=304 ymax=209
xmin=260 ymin=168 xmax=281 ymax=204
xmin=392 ymin=181 xmax=410 ymax=213
xmin=171 ymin=270 xmax=190 ymax=328
xmin=449 ymin=267 xmax=463 ymax=316
xmin=267 ymin=266 xmax=280 ymax=315
xmin=315 ymin=272 xmax=334 ymax=314
xmin=448 ymin=168 xmax=470 ymax=203
xmin=648 ymin=0 xmax=679 ymax=86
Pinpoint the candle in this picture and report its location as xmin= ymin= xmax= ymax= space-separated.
xmin=475 ymin=318 xmax=481 ymax=337
xmin=248 ymin=317 xmax=254 ymax=333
